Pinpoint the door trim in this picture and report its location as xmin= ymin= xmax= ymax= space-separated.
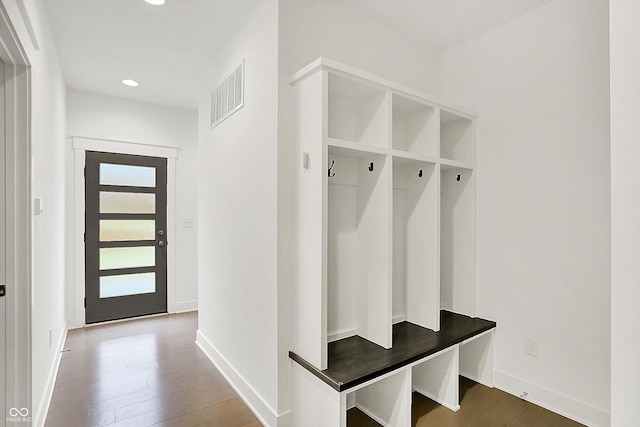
xmin=0 ymin=1 xmax=32 ymax=423
xmin=71 ymin=136 xmax=178 ymax=328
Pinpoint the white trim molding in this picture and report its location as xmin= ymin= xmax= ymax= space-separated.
xmin=173 ymin=300 xmax=198 ymax=313
xmin=0 ymin=0 xmax=32 ymax=420
xmin=196 ymin=330 xmax=290 ymax=427
xmin=72 ymin=136 xmax=179 ymax=158
xmin=33 ymin=321 xmax=66 ymax=427
xmin=494 ymin=370 xmax=610 ymax=427
xmin=71 ymin=136 xmax=179 ymax=328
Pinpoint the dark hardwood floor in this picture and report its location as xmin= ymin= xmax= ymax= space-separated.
xmin=45 ymin=312 xmax=261 ymax=427
xmin=46 ymin=311 xmax=584 ymax=427
xmin=348 ymin=376 xmax=585 ymax=427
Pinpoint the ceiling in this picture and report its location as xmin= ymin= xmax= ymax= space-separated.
xmin=45 ymin=0 xmax=552 ymax=111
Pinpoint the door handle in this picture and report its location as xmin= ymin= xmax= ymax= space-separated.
xmin=0 ymin=284 xmax=5 ymax=297
xmin=158 ymin=230 xmax=167 ymax=247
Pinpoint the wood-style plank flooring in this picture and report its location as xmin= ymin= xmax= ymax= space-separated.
xmin=348 ymin=377 xmax=585 ymax=427
xmin=46 ymin=311 xmax=584 ymax=427
xmin=45 ymin=312 xmax=260 ymax=427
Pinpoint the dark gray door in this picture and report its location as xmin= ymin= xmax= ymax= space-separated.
xmin=85 ymin=151 xmax=167 ymax=323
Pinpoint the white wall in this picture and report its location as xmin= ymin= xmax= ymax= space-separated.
xmin=442 ymin=1 xmax=610 ymax=425
xmin=4 ymin=0 xmax=69 ymax=425
xmin=610 ymin=1 xmax=640 ymax=425
xmin=196 ymin=1 xmax=280 ymax=426
xmin=279 ymin=0 xmax=442 ymax=97
xmin=66 ymin=89 xmax=199 ymax=323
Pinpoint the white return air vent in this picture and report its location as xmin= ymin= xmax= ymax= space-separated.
xmin=211 ymin=59 xmax=245 ymax=128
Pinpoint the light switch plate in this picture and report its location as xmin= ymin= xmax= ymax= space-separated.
xmin=33 ymin=198 xmax=43 ymax=216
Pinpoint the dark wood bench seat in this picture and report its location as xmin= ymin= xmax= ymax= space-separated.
xmin=289 ymin=310 xmax=497 ymax=392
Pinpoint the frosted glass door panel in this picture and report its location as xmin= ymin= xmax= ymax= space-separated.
xmin=86 ymin=151 xmax=168 ymax=323
xmin=100 ymin=220 xmax=155 ymax=241
xmin=100 ymin=273 xmax=156 ymax=298
xmin=100 ymin=192 xmax=155 ymax=213
xmin=100 ymin=163 xmax=155 ymax=187
xmin=100 ymin=246 xmax=155 ymax=270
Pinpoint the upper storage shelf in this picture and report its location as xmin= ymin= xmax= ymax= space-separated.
xmin=440 ymin=109 xmax=474 ymax=164
xmin=392 ymin=94 xmax=437 ymax=156
xmin=291 ymin=57 xmax=476 ymax=166
xmin=328 ymin=73 xmax=388 ymax=148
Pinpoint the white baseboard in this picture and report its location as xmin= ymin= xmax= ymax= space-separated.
xmin=328 ymin=327 xmax=357 ymax=342
xmin=413 ymin=385 xmax=460 ymax=412
xmin=356 ymin=404 xmax=388 ymax=426
xmin=34 ymin=320 xmax=67 ymax=427
xmin=276 ymin=410 xmax=291 ymax=427
xmin=172 ymin=299 xmax=197 ymax=313
xmin=460 ymin=371 xmax=493 ymax=388
xmin=196 ymin=330 xmax=287 ymax=427
xmin=494 ymin=369 xmax=610 ymax=427
xmin=392 ymin=314 xmax=406 ymax=324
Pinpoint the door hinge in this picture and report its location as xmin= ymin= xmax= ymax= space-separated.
xmin=84 ymin=297 xmax=86 ymax=308
xmin=84 ymin=166 xmax=86 ymax=177
xmin=84 ymin=232 xmax=86 ymax=242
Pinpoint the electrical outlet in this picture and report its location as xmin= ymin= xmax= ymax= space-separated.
xmin=49 ymin=328 xmax=53 ymax=348
xmin=525 ymin=337 xmax=538 ymax=357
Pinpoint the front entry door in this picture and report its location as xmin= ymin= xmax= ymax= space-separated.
xmin=85 ymin=151 xmax=168 ymax=323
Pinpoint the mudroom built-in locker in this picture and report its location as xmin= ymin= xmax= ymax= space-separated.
xmin=289 ymin=58 xmax=495 ymax=427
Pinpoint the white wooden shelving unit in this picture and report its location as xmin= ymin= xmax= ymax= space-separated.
xmin=290 ymin=58 xmax=489 ymax=426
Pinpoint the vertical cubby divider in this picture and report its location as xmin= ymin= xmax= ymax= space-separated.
xmin=291 ymin=361 xmax=348 ymax=427
xmin=440 ymin=166 xmax=475 ymax=315
xmin=350 ymin=368 xmax=412 ymax=427
xmin=392 ymin=157 xmax=440 ymax=331
xmin=412 ymin=346 xmax=460 ymax=412
xmin=293 ymin=68 xmax=329 ymax=369
xmin=460 ymin=330 xmax=495 ymax=387
xmin=327 ymin=146 xmax=392 ymax=349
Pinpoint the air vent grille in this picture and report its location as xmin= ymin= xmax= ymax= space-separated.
xmin=211 ymin=59 xmax=244 ymax=128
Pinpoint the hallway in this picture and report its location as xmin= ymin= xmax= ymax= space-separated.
xmin=44 ymin=311 xmax=585 ymax=427
xmin=45 ymin=312 xmax=261 ymax=427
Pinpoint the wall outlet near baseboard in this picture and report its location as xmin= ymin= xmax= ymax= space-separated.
xmin=525 ymin=337 xmax=538 ymax=357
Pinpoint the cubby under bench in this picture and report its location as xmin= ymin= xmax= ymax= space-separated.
xmin=289 ymin=311 xmax=496 ymax=427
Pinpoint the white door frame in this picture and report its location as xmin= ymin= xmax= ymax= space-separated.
xmin=0 ymin=1 xmax=32 ymax=422
xmin=71 ymin=136 xmax=179 ymax=328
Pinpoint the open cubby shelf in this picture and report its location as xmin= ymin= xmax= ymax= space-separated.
xmin=291 ymin=58 xmax=491 ymax=427
xmin=392 ymin=93 xmax=437 ymax=156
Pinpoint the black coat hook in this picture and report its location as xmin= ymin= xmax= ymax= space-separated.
xmin=456 ymin=174 xmax=461 ymax=182
xmin=328 ymin=159 xmax=336 ymax=178
xmin=368 ymin=162 xmax=374 ymax=172
xmin=418 ymin=169 xmax=423 ymax=178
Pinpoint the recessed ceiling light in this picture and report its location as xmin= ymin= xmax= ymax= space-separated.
xmin=145 ymin=0 xmax=165 ymax=5
xmin=122 ymin=79 xmax=140 ymax=87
